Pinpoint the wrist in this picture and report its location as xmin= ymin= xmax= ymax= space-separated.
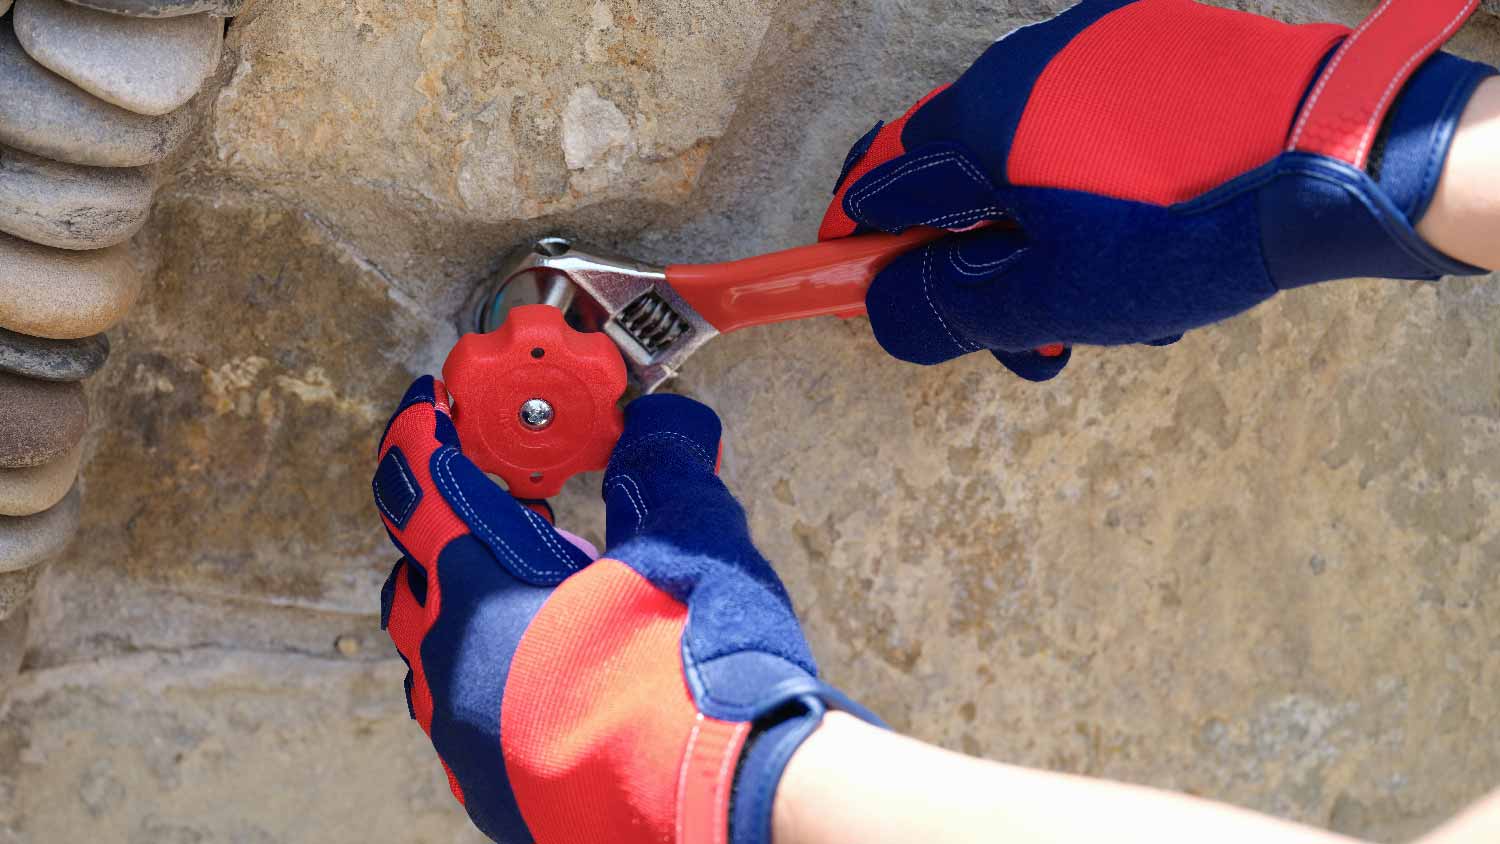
xmin=1264 ymin=45 xmax=1496 ymax=290
xmin=769 ymin=712 xmax=878 ymax=844
xmin=1416 ymin=75 xmax=1500 ymax=270
xmin=728 ymin=690 xmax=882 ymax=844
xmin=733 ymin=708 xmax=826 ymax=844
xmin=768 ymin=712 xmax=844 ymax=844
xmin=1370 ymin=51 xmax=1496 ymax=232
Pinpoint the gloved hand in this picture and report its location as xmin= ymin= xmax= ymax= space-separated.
xmin=372 ymin=376 xmax=876 ymax=844
xmin=821 ymin=0 xmax=1496 ymax=380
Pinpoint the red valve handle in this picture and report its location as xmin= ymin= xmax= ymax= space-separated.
xmin=442 ymin=304 xmax=626 ymax=499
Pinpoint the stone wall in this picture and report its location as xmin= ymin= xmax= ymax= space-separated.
xmin=3 ymin=1 xmax=1500 ymax=842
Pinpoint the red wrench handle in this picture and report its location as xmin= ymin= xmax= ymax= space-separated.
xmin=666 ymin=227 xmax=950 ymax=334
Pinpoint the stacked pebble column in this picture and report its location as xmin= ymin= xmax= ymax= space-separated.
xmin=0 ymin=0 xmax=238 ymax=696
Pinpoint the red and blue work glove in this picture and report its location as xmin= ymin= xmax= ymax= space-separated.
xmin=822 ymin=0 xmax=1497 ymax=380
xmin=372 ymin=376 xmax=877 ymax=844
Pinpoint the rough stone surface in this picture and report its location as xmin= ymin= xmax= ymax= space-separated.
xmin=63 ymin=0 xmax=242 ymax=17
xmin=0 ymin=607 xmax=24 ymax=695
xmin=0 ymin=564 xmax=39 ymax=621
xmin=0 ymin=442 xmax=81 ymax=516
xmin=14 ymin=0 xmax=223 ymax=116
xmin=0 ymin=653 xmax=489 ymax=842
xmin=0 ymin=147 xmax=155 ymax=250
xmin=0 ymin=232 xmax=142 ymax=337
xmin=0 ymin=23 xmax=191 ymax=167
xmin=0 ymin=372 xmax=85 ymax=469
xmin=4 ymin=2 xmax=1500 ymax=843
xmin=195 ymin=0 xmax=775 ymax=292
xmin=0 ymin=328 xmax=108 ymax=381
xmin=0 ymin=482 xmax=78 ymax=573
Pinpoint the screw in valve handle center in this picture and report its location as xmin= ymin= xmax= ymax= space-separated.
xmin=519 ymin=398 xmax=554 ymax=431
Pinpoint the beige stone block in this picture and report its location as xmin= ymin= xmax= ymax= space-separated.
xmin=0 ymin=483 xmax=77 ymax=573
xmin=15 ymin=0 xmax=222 ymax=116
xmin=0 ymin=146 xmax=154 ymax=250
xmin=0 ymin=231 xmax=141 ymax=337
xmin=206 ymin=0 xmax=774 ymax=283
xmin=60 ymin=0 xmax=242 ymax=17
xmin=0 ymin=25 xmax=190 ymax=167
xmin=0 ymin=442 xmax=81 ymax=516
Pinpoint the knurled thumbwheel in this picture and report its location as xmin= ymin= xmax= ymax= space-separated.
xmin=442 ymin=304 xmax=627 ymax=499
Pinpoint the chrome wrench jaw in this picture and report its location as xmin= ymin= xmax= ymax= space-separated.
xmin=472 ymin=238 xmax=720 ymax=394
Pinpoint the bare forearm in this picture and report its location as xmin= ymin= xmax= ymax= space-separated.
xmin=773 ymin=713 xmax=1363 ymax=844
xmin=1418 ymin=77 xmax=1500 ymax=271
